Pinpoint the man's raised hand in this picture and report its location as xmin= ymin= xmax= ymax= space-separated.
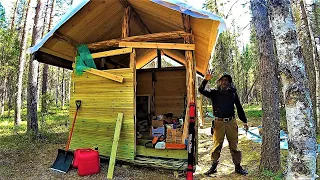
xmin=205 ymin=69 xmax=214 ymax=81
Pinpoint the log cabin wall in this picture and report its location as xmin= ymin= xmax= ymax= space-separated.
xmin=136 ymin=68 xmax=187 ymax=117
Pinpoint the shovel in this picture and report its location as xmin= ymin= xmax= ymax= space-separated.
xmin=50 ymin=100 xmax=81 ymax=173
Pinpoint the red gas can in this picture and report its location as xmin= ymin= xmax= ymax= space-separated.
xmin=77 ymin=149 xmax=100 ymax=176
xmin=73 ymin=148 xmax=91 ymax=168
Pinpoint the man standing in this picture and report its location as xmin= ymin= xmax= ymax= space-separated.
xmin=199 ymin=70 xmax=249 ymax=175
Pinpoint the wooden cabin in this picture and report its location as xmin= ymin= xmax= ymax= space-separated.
xmin=31 ymin=0 xmax=225 ymax=170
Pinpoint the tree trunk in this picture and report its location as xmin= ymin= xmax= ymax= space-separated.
xmin=55 ymin=67 xmax=60 ymax=107
xmin=0 ymin=76 xmax=7 ymax=116
xmin=41 ymin=64 xmax=48 ymax=113
xmin=15 ymin=0 xmax=31 ymax=126
xmin=267 ymin=0 xmax=317 ymax=179
xmin=292 ymin=0 xmax=318 ymax=132
xmin=10 ymin=0 xmax=19 ymax=31
xmin=312 ymin=1 xmax=320 ymax=133
xmin=7 ymin=76 xmax=14 ymax=118
xmin=251 ymin=0 xmax=280 ymax=172
xmin=27 ymin=0 xmax=41 ymax=133
xmin=61 ymin=69 xmax=65 ymax=109
xmin=41 ymin=0 xmax=55 ymax=113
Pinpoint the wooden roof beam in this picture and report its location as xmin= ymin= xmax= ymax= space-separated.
xmin=119 ymin=42 xmax=195 ymax=50
xmin=91 ymin=47 xmax=133 ymax=59
xmin=87 ymin=31 xmax=190 ymax=51
xmin=53 ymin=32 xmax=79 ymax=47
xmin=119 ymin=0 xmax=151 ymax=34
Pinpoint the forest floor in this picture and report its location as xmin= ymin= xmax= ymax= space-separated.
xmin=0 ymin=105 xmax=319 ymax=180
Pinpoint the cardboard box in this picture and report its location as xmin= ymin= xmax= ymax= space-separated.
xmin=152 ymin=120 xmax=164 ymax=127
xmin=152 ymin=126 xmax=165 ymax=137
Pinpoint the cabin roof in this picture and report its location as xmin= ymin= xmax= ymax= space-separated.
xmin=30 ymin=0 xmax=226 ymax=75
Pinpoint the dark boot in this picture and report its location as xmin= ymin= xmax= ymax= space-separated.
xmin=204 ymin=161 xmax=218 ymax=176
xmin=235 ymin=164 xmax=248 ymax=175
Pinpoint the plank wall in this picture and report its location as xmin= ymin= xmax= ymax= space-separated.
xmin=69 ymin=68 xmax=135 ymax=160
xmin=136 ymin=68 xmax=186 ymax=116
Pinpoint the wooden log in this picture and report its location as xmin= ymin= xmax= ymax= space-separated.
xmin=87 ymin=31 xmax=190 ymax=51
xmin=130 ymin=48 xmax=136 ymax=69
xmin=119 ymin=42 xmax=195 ymax=50
xmin=107 ymin=113 xmax=124 ymax=179
xmin=84 ymin=68 xmax=124 ymax=83
xmin=119 ymin=0 xmax=151 ymax=34
xmin=122 ymin=6 xmax=131 ymax=38
xmin=53 ymin=32 xmax=79 ymax=47
xmin=39 ymin=47 xmax=74 ymax=61
xmin=181 ymin=14 xmax=196 ymax=144
xmin=91 ymin=47 xmax=133 ymax=59
xmin=130 ymin=49 xmax=137 ymax=153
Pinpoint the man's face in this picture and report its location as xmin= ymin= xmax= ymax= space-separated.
xmin=220 ymin=77 xmax=230 ymax=89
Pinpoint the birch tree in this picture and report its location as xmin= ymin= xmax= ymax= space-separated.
xmin=267 ymin=0 xmax=317 ymax=179
xmin=292 ymin=0 xmax=319 ymax=132
xmin=15 ymin=0 xmax=31 ymax=126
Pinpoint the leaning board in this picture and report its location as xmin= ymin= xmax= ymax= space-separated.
xmin=69 ymin=68 xmax=135 ymax=160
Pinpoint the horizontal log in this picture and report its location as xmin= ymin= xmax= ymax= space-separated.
xmin=35 ymin=51 xmax=73 ymax=69
xmin=91 ymin=47 xmax=133 ymax=59
xmin=119 ymin=42 xmax=195 ymax=50
xmin=39 ymin=47 xmax=74 ymax=61
xmin=87 ymin=31 xmax=190 ymax=51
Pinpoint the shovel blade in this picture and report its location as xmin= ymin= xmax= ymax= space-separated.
xmin=50 ymin=149 xmax=74 ymax=173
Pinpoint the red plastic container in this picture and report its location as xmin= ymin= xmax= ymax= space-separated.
xmin=77 ymin=149 xmax=100 ymax=176
xmin=73 ymin=148 xmax=91 ymax=168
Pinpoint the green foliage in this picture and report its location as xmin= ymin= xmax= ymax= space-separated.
xmin=0 ymin=2 xmax=5 ymax=28
xmin=244 ymin=104 xmax=262 ymax=119
xmin=261 ymin=170 xmax=283 ymax=180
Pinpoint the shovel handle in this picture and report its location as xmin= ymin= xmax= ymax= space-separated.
xmin=66 ymin=100 xmax=81 ymax=151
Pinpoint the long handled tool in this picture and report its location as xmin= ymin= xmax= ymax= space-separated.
xmin=187 ymin=102 xmax=196 ymax=180
xmin=51 ymin=100 xmax=82 ymax=173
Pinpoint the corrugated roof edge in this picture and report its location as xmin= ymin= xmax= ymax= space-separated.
xmin=29 ymin=0 xmax=90 ymax=54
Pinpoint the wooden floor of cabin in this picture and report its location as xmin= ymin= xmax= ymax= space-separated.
xmin=100 ymin=155 xmax=187 ymax=171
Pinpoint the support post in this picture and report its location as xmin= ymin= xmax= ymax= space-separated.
xmin=182 ymin=14 xmax=196 ymax=143
xmin=157 ymin=49 xmax=161 ymax=68
xmin=122 ymin=6 xmax=131 ymax=38
xmin=130 ymin=48 xmax=137 ymax=155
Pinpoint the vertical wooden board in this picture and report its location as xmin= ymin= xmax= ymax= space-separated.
xmin=130 ymin=49 xmax=137 ymax=156
xmin=69 ymin=68 xmax=135 ymax=160
xmin=107 ymin=113 xmax=124 ymax=179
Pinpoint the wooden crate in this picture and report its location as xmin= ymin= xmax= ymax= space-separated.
xmin=166 ymin=128 xmax=183 ymax=143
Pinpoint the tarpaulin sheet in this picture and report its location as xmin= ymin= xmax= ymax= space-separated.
xmin=239 ymin=126 xmax=320 ymax=152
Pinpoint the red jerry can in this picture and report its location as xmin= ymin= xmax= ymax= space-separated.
xmin=73 ymin=148 xmax=92 ymax=168
xmin=77 ymin=149 xmax=100 ymax=176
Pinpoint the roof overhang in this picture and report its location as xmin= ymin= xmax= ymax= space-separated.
xmin=30 ymin=0 xmax=226 ymax=75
